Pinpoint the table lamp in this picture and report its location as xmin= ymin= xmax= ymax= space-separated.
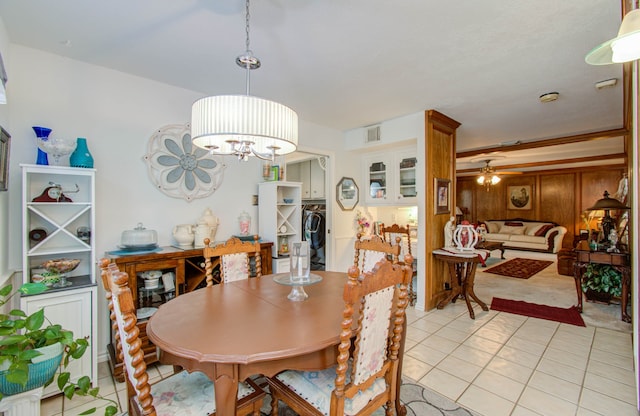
xmin=586 ymin=190 xmax=630 ymax=246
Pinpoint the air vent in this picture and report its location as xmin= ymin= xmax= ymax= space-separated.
xmin=366 ymin=126 xmax=381 ymax=143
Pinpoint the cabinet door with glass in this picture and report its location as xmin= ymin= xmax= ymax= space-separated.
xmin=395 ymin=151 xmax=418 ymax=204
xmin=363 ymin=155 xmax=391 ymax=204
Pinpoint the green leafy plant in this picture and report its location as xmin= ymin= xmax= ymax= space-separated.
xmin=0 ymin=282 xmax=118 ymax=415
xmin=581 ymin=263 xmax=622 ymax=297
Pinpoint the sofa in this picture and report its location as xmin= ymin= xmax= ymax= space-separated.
xmin=480 ymin=219 xmax=567 ymax=254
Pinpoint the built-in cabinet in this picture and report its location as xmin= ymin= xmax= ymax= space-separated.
xmin=20 ymin=164 xmax=97 ymax=397
xmin=258 ymin=181 xmax=302 ymax=272
xmin=363 ymin=149 xmax=418 ymax=205
xmin=286 ymin=158 xmax=325 ymax=200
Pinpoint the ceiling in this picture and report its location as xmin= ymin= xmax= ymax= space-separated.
xmin=0 ymin=0 xmax=629 ymax=173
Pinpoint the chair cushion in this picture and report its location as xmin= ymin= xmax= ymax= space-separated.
xmin=362 ymin=250 xmax=386 ymax=273
xmin=275 ymin=363 xmax=387 ymax=416
xmin=142 ymin=370 xmax=257 ymax=416
xmin=222 ymin=252 xmax=249 ymax=282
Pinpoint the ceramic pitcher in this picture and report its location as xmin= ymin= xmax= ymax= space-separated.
xmin=193 ymin=223 xmax=212 ymax=248
xmin=173 ymin=224 xmax=194 ymax=248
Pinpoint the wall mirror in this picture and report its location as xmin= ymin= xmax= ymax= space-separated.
xmin=336 ymin=177 xmax=359 ymax=211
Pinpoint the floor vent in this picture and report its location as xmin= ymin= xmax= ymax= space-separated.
xmin=366 ymin=125 xmax=381 ymax=143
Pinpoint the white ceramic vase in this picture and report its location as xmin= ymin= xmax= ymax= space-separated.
xmin=173 ymin=224 xmax=194 ymax=248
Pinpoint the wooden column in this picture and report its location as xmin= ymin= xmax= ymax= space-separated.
xmin=423 ymin=110 xmax=460 ymax=310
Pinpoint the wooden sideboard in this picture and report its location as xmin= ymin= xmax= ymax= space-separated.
xmin=106 ymin=242 xmax=273 ymax=381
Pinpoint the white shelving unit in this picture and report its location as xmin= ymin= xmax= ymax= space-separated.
xmin=20 ymin=164 xmax=97 ymax=398
xmin=258 ymin=181 xmax=302 ymax=273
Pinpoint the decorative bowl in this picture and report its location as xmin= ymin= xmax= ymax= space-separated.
xmin=283 ymin=198 xmax=294 ymax=204
xmin=41 ymin=258 xmax=81 ymax=275
xmin=36 ymin=137 xmax=76 ymax=165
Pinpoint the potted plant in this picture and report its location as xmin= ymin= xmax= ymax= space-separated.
xmin=0 ymin=282 xmax=118 ymax=415
xmin=581 ymin=263 xmax=622 ymax=303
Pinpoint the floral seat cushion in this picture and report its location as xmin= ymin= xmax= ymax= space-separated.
xmin=275 ymin=364 xmax=386 ymax=416
xmin=135 ymin=370 xmax=257 ymax=416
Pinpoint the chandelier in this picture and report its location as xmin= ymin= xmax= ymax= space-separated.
xmin=585 ymin=8 xmax=640 ymax=65
xmin=191 ymin=0 xmax=298 ymax=162
xmin=476 ymin=160 xmax=501 ymax=191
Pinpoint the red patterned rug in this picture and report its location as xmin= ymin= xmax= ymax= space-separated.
xmin=491 ymin=297 xmax=585 ymax=327
xmin=484 ymin=257 xmax=553 ymax=279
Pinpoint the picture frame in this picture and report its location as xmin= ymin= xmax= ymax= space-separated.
xmin=0 ymin=127 xmax=10 ymax=192
xmin=507 ymin=185 xmax=532 ymax=210
xmin=336 ymin=176 xmax=359 ymax=211
xmin=434 ymin=178 xmax=450 ymax=214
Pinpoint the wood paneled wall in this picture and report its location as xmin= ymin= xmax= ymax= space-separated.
xmin=423 ymin=110 xmax=460 ymax=311
xmin=456 ymin=165 xmax=626 ymax=248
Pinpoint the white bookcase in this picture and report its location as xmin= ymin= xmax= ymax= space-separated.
xmin=20 ymin=164 xmax=97 ymax=397
xmin=258 ymin=181 xmax=302 ymax=272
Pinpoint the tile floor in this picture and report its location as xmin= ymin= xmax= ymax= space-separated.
xmin=40 ymin=255 xmax=637 ymax=416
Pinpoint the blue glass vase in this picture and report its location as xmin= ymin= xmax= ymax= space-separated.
xmin=32 ymin=126 xmax=51 ymax=165
xmin=69 ymin=137 xmax=94 ymax=168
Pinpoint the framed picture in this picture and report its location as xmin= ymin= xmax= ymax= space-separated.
xmin=507 ymin=185 xmax=532 ymax=210
xmin=336 ymin=177 xmax=359 ymax=211
xmin=434 ymin=178 xmax=450 ymax=214
xmin=0 ymin=127 xmax=10 ymax=192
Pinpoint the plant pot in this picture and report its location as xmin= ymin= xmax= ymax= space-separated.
xmin=0 ymin=343 xmax=63 ymax=396
xmin=584 ymin=289 xmax=613 ymax=304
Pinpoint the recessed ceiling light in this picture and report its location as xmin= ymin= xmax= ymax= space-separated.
xmin=539 ymin=92 xmax=559 ymax=103
xmin=595 ymin=78 xmax=618 ymax=89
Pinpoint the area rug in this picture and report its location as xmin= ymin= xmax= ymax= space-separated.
xmin=484 ymin=257 xmax=553 ymax=279
xmin=491 ymin=297 xmax=586 ymax=327
xmin=260 ymin=378 xmax=475 ymax=415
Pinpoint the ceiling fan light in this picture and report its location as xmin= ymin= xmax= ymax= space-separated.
xmin=491 ymin=175 xmax=501 ymax=185
xmin=477 ymin=175 xmax=485 ymax=185
xmin=612 ymin=32 xmax=640 ymax=62
xmin=586 ymin=9 xmax=640 ymax=65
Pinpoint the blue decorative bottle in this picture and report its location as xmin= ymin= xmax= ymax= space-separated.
xmin=69 ymin=137 xmax=94 ymax=168
xmin=32 ymin=126 xmax=51 ymax=165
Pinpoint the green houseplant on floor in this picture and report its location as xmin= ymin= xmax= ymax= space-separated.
xmin=0 ymin=282 xmax=118 ymax=415
xmin=581 ymin=263 xmax=622 ymax=303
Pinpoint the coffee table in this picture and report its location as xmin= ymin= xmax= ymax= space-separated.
xmin=476 ymin=241 xmax=505 ymax=264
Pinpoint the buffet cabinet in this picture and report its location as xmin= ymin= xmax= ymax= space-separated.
xmin=20 ymin=164 xmax=97 ymax=397
xmin=106 ymin=243 xmax=273 ymax=381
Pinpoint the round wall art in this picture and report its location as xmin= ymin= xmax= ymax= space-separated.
xmin=144 ymin=123 xmax=226 ymax=201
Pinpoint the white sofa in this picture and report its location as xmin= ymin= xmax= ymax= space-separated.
xmin=481 ymin=219 xmax=567 ymax=254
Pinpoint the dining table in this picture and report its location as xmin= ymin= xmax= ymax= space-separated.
xmin=147 ymin=270 xmax=406 ymax=416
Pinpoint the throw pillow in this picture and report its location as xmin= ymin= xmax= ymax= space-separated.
xmin=504 ymin=221 xmax=524 ymax=227
xmin=534 ymin=224 xmax=554 ymax=237
xmin=499 ymin=225 xmax=526 ymax=235
xmin=485 ymin=222 xmax=500 ymax=234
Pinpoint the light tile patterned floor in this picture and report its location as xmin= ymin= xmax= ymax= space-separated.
xmin=40 ymin=258 xmax=637 ymax=416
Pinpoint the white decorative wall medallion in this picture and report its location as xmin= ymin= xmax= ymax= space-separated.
xmin=144 ymin=123 xmax=226 ymax=201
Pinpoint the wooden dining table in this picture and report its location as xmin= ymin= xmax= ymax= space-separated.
xmin=146 ymin=271 xmax=351 ymax=416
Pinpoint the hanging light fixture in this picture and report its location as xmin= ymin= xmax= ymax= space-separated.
xmin=191 ymin=0 xmax=298 ymax=161
xmin=476 ymin=160 xmax=501 ymax=191
xmin=585 ymin=7 xmax=640 ymax=65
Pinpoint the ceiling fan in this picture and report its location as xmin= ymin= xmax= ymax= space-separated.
xmin=476 ymin=159 xmax=521 ymax=191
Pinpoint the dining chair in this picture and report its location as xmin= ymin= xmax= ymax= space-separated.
xmin=99 ymin=258 xmax=266 ymax=416
xmin=353 ymin=233 xmax=400 ymax=273
xmin=203 ymin=236 xmax=261 ymax=286
xmin=380 ymin=223 xmax=417 ymax=305
xmin=266 ymin=255 xmax=414 ymax=416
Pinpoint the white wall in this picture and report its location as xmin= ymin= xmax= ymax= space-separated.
xmin=4 ymin=43 xmax=344 ymax=361
xmin=0 ymin=18 xmax=11 ymax=289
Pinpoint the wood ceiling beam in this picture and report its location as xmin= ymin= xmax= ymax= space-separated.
xmin=456 ymin=128 xmax=629 ymax=159
xmin=456 ymin=152 xmax=627 ymax=175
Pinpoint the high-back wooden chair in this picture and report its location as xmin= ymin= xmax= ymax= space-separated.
xmin=353 ymin=233 xmax=401 ymax=273
xmin=266 ymin=255 xmax=413 ymax=416
xmin=380 ymin=223 xmax=417 ymax=306
xmin=203 ymin=236 xmax=261 ymax=286
xmin=99 ymin=258 xmax=265 ymax=416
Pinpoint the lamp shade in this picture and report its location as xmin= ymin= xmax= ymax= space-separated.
xmin=586 ymin=191 xmax=630 ymax=211
xmin=585 ymin=9 xmax=640 ymax=65
xmin=191 ymin=95 xmax=298 ymax=156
